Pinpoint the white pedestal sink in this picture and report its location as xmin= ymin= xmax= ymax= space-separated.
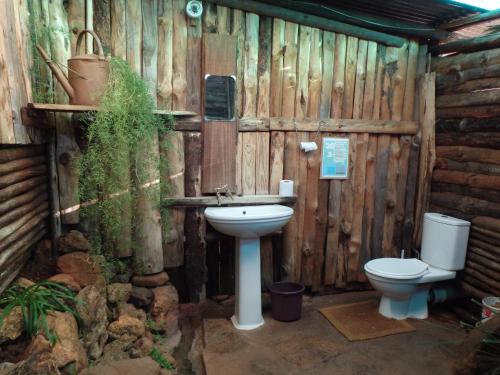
xmin=205 ymin=205 xmax=294 ymax=330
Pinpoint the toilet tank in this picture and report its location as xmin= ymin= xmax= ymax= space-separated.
xmin=420 ymin=213 xmax=470 ymax=271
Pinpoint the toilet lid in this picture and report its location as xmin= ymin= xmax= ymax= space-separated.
xmin=365 ymin=258 xmax=429 ymax=279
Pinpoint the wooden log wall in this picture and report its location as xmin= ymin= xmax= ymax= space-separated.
xmin=431 ymin=47 xmax=500 ymax=300
xmin=0 ymin=145 xmax=50 ymax=293
xmin=28 ymin=0 xmax=427 ymax=297
xmin=0 ymin=0 xmax=45 ymax=144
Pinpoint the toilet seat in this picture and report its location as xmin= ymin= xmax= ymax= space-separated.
xmin=365 ymin=258 xmax=429 ymax=280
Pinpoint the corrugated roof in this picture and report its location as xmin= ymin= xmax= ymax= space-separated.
xmin=313 ymin=0 xmax=484 ymax=26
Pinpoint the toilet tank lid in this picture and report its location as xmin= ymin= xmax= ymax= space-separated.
xmin=424 ymin=213 xmax=470 ymax=227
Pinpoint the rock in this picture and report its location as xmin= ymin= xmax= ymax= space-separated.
xmin=79 ymin=357 xmax=167 ymax=375
xmin=57 ymin=252 xmax=106 ymax=289
xmin=77 ymin=285 xmax=109 ymax=360
xmin=101 ymin=340 xmax=132 ymax=363
xmin=130 ymin=287 xmax=154 ymax=308
xmin=23 ymin=311 xmax=88 ymax=373
xmin=117 ymin=303 xmax=147 ymax=322
xmin=14 ymin=277 xmax=34 ymax=289
xmin=151 ymin=286 xmax=179 ymax=333
xmin=188 ymin=325 xmax=204 ymax=375
xmin=107 ymin=283 xmax=132 ymax=304
xmin=0 ymin=306 xmax=24 ymax=343
xmin=47 ymin=273 xmax=81 ymax=292
xmin=129 ymin=337 xmax=153 ymax=358
xmin=132 ymin=272 xmax=169 ymax=287
xmin=59 ymin=230 xmax=91 ymax=253
xmin=108 ymin=315 xmax=145 ymax=342
xmin=151 ymin=286 xmax=178 ymax=319
xmin=111 ymin=271 xmax=133 ymax=284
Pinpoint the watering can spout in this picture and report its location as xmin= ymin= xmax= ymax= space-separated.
xmin=36 ymin=45 xmax=75 ymax=102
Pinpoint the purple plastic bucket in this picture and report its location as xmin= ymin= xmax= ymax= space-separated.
xmin=269 ymin=281 xmax=305 ymax=322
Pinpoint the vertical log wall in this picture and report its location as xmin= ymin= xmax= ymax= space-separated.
xmin=431 ymin=47 xmax=500 ymax=300
xmin=24 ymin=0 xmax=428 ymax=297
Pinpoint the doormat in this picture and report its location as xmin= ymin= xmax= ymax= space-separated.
xmin=320 ymin=299 xmax=416 ymax=341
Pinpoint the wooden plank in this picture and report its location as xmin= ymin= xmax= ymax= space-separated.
xmin=313 ymin=154 xmax=328 ymax=290
xmin=353 ymin=40 xmax=368 ymax=119
xmin=282 ymin=132 xmax=300 ymax=281
xmin=331 ymin=34 xmax=346 ymax=119
xmin=49 ymin=0 xmax=80 ymax=225
xmin=125 ymin=0 xmax=142 ymax=72
xmin=202 ymin=2 xmax=217 ymax=33
xmin=231 ymin=9 xmax=245 ymax=117
xmin=164 ymin=194 xmax=296 ymax=207
xmin=242 ymin=132 xmax=257 ymax=195
xmin=361 ymin=41 xmax=378 ymax=120
xmin=216 ymin=5 xmax=230 ymax=34
xmin=413 ymin=73 xmax=436 ymax=246
xmin=324 ymin=172 xmax=342 ymax=284
xmin=320 ymin=31 xmax=335 ymax=119
xmin=255 ymin=132 xmax=270 ymax=194
xmin=436 ymin=146 xmax=500 ymax=168
xmin=436 ymin=90 xmax=500 ymax=109
xmin=281 ymin=22 xmax=298 ymax=117
xmin=157 ymin=0 xmax=174 ymax=109
xmin=201 ymin=34 xmax=237 ymax=193
xmin=431 ymin=47 xmax=500 ymax=75
xmin=257 ymin=16 xmax=272 ymax=118
xmin=132 ymin=0 xmax=164 ymax=274
xmin=342 ymin=36 xmax=358 ymax=119
xmin=27 ymin=103 xmax=197 ymax=116
xmin=93 ymin=0 xmax=111 ymax=54
xmin=184 ymin=132 xmax=206 ymax=302
xmin=270 ymin=18 xmax=285 ymax=117
xmin=269 ymin=118 xmax=418 ymax=134
xmin=161 ymin=131 xmax=185 ymax=268
xmin=432 ymin=169 xmax=500 ymax=191
xmin=243 ymin=13 xmax=259 ymax=117
xmin=295 ymin=26 xmax=311 ymax=120
xmin=307 ymin=28 xmax=322 ymax=118
xmin=172 ymin=0 xmax=188 ymax=110
xmin=0 ymin=3 xmax=14 ymax=144
xmin=235 ymin=132 xmax=243 ymax=195
xmin=269 ymin=131 xmax=285 ymax=194
xmin=301 ymin=133 xmax=321 ymax=287
xmin=402 ymin=40 xmax=419 ymax=121
xmin=186 ymin=15 xmax=202 ymax=113
xmin=430 ymin=32 xmax=500 ymax=56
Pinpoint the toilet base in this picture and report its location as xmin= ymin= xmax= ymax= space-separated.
xmin=231 ymin=315 xmax=265 ymax=330
xmin=379 ymin=287 xmax=431 ymax=320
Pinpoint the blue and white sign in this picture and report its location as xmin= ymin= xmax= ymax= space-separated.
xmin=321 ymin=138 xmax=349 ymax=179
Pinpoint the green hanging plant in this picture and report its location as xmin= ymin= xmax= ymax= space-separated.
xmin=78 ymin=57 xmax=173 ymax=256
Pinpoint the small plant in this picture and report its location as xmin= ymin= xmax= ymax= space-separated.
xmin=0 ymin=281 xmax=80 ymax=345
xmin=149 ymin=347 xmax=175 ymax=370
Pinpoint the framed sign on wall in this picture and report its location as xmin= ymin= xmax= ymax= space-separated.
xmin=320 ymin=137 xmax=349 ymax=179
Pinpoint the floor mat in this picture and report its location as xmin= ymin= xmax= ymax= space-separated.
xmin=320 ymin=299 xmax=416 ymax=341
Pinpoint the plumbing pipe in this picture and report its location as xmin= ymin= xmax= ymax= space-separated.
xmin=429 ymin=286 xmax=463 ymax=305
xmin=85 ymin=0 xmax=93 ymax=54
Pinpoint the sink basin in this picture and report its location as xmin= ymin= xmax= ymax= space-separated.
xmin=205 ymin=204 xmax=294 ymax=330
xmin=204 ymin=204 xmax=294 ymax=238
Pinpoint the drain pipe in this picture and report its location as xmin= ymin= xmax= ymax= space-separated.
xmin=428 ymin=286 xmax=463 ymax=305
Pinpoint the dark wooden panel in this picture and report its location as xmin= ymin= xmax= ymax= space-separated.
xmin=202 ymin=33 xmax=237 ymax=193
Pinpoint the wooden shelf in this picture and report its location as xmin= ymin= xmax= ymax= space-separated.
xmin=27 ymin=103 xmax=198 ymax=117
xmin=163 ymin=194 xmax=296 ymax=207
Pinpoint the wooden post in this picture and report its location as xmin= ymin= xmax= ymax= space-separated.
xmin=413 ymin=73 xmax=436 ymax=246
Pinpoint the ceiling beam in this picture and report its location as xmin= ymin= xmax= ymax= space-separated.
xmin=205 ymin=0 xmax=407 ymax=47
xmin=439 ymin=8 xmax=500 ymax=31
xmin=257 ymin=0 xmax=450 ymax=40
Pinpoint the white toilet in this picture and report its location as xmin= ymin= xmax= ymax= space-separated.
xmin=364 ymin=213 xmax=470 ymax=320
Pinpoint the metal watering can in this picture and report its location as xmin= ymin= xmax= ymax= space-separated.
xmin=36 ymin=29 xmax=109 ymax=106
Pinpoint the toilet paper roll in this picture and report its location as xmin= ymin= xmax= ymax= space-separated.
xmin=300 ymin=141 xmax=318 ymax=152
xmin=279 ymin=180 xmax=294 ymax=197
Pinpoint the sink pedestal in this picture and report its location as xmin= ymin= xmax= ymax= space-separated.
xmin=232 ymin=237 xmax=264 ymax=330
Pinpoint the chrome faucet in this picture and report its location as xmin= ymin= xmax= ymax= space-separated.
xmin=215 ymin=184 xmax=234 ymax=206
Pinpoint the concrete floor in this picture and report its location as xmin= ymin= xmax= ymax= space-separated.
xmin=202 ymin=291 xmax=467 ymax=375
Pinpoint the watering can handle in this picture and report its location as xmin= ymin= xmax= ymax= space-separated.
xmin=75 ymin=29 xmax=106 ymax=60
